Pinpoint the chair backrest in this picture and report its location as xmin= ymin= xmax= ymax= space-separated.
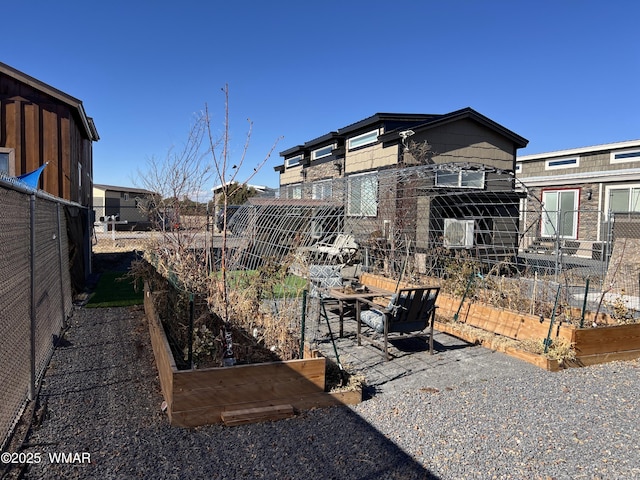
xmin=388 ymin=287 xmax=440 ymax=334
xmin=333 ymin=234 xmax=357 ymax=250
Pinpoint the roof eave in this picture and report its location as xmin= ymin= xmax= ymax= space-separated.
xmin=0 ymin=61 xmax=99 ymax=142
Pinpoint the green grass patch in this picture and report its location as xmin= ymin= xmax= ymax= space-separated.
xmin=86 ymin=271 xmax=144 ymax=308
xmin=213 ymin=270 xmax=308 ymax=298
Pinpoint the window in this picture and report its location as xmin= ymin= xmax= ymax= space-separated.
xmin=607 ymin=185 xmax=640 ymax=214
xmin=312 ymin=180 xmax=332 ymax=200
xmin=311 ymin=145 xmax=334 ymax=160
xmin=347 ymin=172 xmax=378 ymax=216
xmin=287 ymin=183 xmax=302 ymax=199
xmin=610 ymin=149 xmax=640 ymax=164
xmin=435 ymin=168 xmax=485 ymax=188
xmin=285 ymin=155 xmax=303 ymax=168
xmin=545 ymin=157 xmax=579 ymax=170
xmin=348 ymin=130 xmax=378 ymax=150
xmin=515 ymin=163 xmax=522 ymax=174
xmin=0 ymin=149 xmax=15 ymax=176
xmin=541 ymin=189 xmax=579 ymax=238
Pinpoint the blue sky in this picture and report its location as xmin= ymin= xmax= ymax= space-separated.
xmin=3 ymin=1 xmax=639 ymax=193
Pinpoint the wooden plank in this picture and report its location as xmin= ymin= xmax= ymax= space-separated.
xmin=434 ymin=321 xmax=560 ymax=372
xmin=171 ymin=389 xmax=359 ymax=427
xmin=172 ymin=358 xmax=326 ymax=391
xmin=171 ymin=372 xmax=327 ymax=412
xmin=23 ymin=103 xmax=40 ymax=174
xmin=221 ymin=405 xmax=295 ymax=426
xmin=60 ymin=113 xmax=71 ymax=201
xmin=574 ymin=324 xmax=640 ymax=355
xmin=42 ymin=108 xmax=59 ymax=196
xmin=327 ymin=389 xmax=362 ymax=405
xmin=144 ymin=289 xmax=175 ymax=411
xmin=504 ymin=347 xmax=561 ymax=372
xmin=568 ymin=349 xmax=640 ymax=367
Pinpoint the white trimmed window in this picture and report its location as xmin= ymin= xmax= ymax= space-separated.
xmin=287 ymin=183 xmax=302 ymax=199
xmin=541 ymin=189 xmax=579 ymax=238
xmin=0 ymin=148 xmax=15 ymax=176
xmin=348 ymin=130 xmax=378 ymax=150
xmin=285 ymin=154 xmax=303 ymax=168
xmin=347 ymin=172 xmax=378 ymax=217
xmin=435 ymin=168 xmax=485 ymax=188
xmin=515 ymin=163 xmax=522 ymax=174
xmin=312 ymin=180 xmax=332 ymax=200
xmin=610 ymin=149 xmax=640 ymax=164
xmin=606 ymin=184 xmax=640 ymax=214
xmin=545 ymin=157 xmax=579 ymax=170
xmin=311 ymin=145 xmax=334 ymax=160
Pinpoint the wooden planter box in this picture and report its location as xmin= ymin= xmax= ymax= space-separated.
xmin=360 ymin=273 xmax=640 ymax=371
xmin=144 ymin=286 xmax=361 ymax=427
xmin=437 ymin=291 xmax=640 ymax=370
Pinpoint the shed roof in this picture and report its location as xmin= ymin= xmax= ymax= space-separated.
xmin=0 ymin=61 xmax=99 ymax=142
xmin=93 ymin=184 xmax=154 ymax=195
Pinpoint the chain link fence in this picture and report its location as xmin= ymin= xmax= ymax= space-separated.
xmin=0 ymin=179 xmax=74 ymax=450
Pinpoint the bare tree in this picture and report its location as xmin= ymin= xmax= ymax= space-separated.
xmin=135 ymin=112 xmax=213 ymax=293
xmin=138 ymin=84 xmax=281 ymax=366
xmin=205 ymin=84 xmax=281 ymax=364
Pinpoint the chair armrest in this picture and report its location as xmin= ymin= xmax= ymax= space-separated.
xmin=356 ymin=297 xmax=391 ymax=312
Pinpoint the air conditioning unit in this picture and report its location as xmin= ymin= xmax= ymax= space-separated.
xmin=443 ymin=219 xmax=474 ymax=248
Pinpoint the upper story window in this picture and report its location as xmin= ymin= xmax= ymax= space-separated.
xmin=0 ymin=149 xmax=15 ymax=176
xmin=347 ymin=172 xmax=378 ymax=217
xmin=610 ymin=149 xmax=640 ymax=164
xmin=545 ymin=157 xmax=579 ymax=170
xmin=312 ymin=180 xmax=333 ymax=200
xmin=435 ymin=168 xmax=485 ymax=189
xmin=311 ymin=145 xmax=334 ymax=160
xmin=515 ymin=163 xmax=522 ymax=174
xmin=285 ymin=154 xmax=303 ymax=168
xmin=348 ymin=130 xmax=378 ymax=150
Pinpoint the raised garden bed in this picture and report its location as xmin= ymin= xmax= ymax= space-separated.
xmin=360 ymin=273 xmax=640 ymax=371
xmin=144 ymin=284 xmax=361 ymax=427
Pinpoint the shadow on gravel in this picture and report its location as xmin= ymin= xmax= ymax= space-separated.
xmin=208 ymin=406 xmax=442 ymax=480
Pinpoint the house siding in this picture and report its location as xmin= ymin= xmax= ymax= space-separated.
xmin=280 ymin=164 xmax=303 ymax=186
xmin=425 ymin=119 xmax=514 ymax=171
xmin=345 ymin=142 xmax=398 ymax=173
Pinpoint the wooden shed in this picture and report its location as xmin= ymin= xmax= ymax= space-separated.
xmin=0 ymin=61 xmax=99 ymax=207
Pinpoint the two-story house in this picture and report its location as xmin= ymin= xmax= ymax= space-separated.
xmin=273 ymin=108 xmax=528 ymax=269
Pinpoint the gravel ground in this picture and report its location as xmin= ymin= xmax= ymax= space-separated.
xmin=9 ymin=304 xmax=640 ymax=480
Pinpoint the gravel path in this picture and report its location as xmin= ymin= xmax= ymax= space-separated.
xmin=13 ymin=305 xmax=640 ymax=479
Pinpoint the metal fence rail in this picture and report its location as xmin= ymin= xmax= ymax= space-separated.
xmin=0 ymin=181 xmax=74 ymax=450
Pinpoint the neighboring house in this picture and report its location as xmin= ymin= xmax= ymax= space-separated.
xmin=93 ymin=184 xmax=154 ymax=228
xmin=0 ymin=61 xmax=99 ymax=206
xmin=516 ymin=139 xmax=640 ymax=258
xmin=274 ymin=108 xmax=528 ymax=263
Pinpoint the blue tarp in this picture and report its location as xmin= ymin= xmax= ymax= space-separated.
xmin=16 ymin=163 xmax=48 ymax=189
